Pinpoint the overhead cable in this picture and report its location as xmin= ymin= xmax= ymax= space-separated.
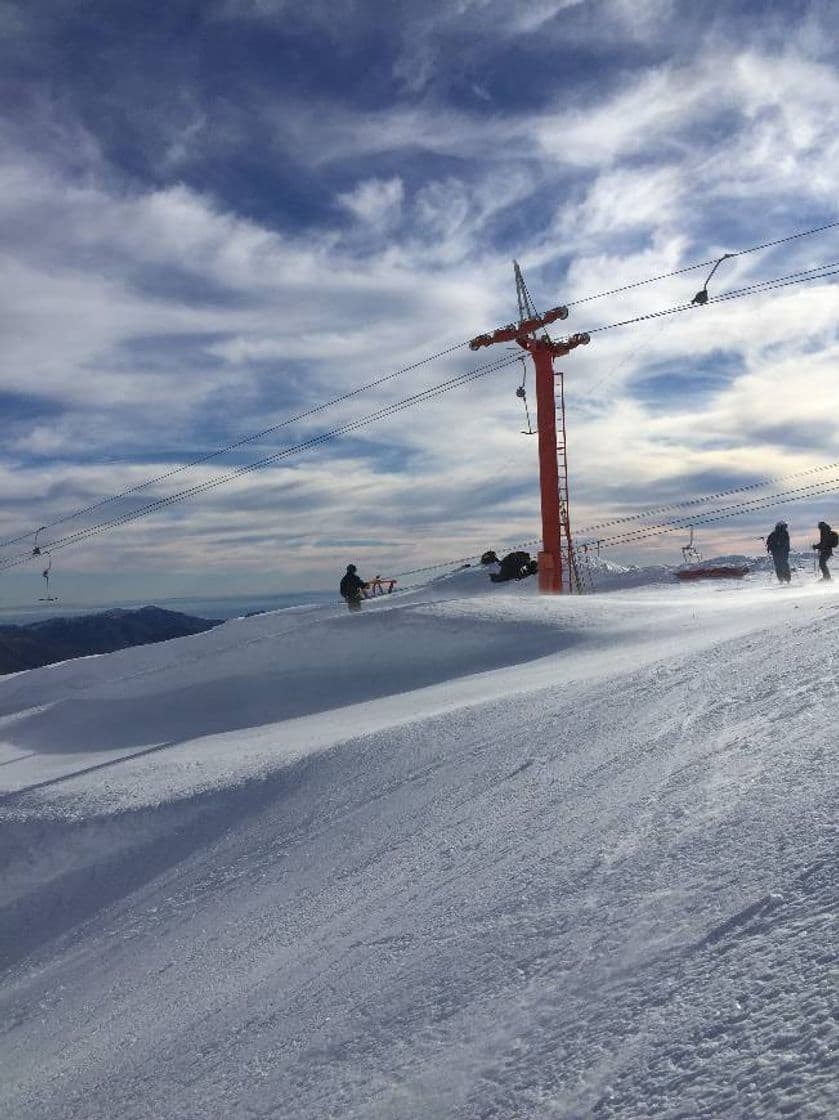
xmin=591 ymin=480 xmax=839 ymax=551
xmin=0 ymin=339 xmax=470 ymax=550
xmin=585 ymin=476 xmax=839 ymax=549
xmin=394 ymin=462 xmax=839 ymax=579
xmin=0 ymin=354 xmax=520 ymax=572
xmin=397 ymin=471 xmax=839 ymax=582
xmin=584 ymin=261 xmax=839 ymax=335
xmin=565 ymin=218 xmax=839 ymax=307
xmin=3 ymin=219 xmax=837 ymax=553
xmin=578 ymin=460 xmax=839 ymax=536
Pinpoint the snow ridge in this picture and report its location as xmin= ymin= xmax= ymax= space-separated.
xmin=1 ymin=571 xmax=838 ymax=1118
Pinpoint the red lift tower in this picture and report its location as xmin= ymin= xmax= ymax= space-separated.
xmin=470 ymin=263 xmax=590 ymax=594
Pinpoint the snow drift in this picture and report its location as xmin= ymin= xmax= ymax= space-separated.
xmin=1 ymin=565 xmax=837 ymax=1119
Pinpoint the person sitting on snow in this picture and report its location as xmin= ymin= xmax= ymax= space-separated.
xmin=490 ymin=551 xmax=538 ymax=583
xmin=812 ymin=521 xmax=837 ymax=581
xmin=339 ymin=563 xmax=369 ymax=611
xmin=766 ymin=520 xmax=791 ymax=584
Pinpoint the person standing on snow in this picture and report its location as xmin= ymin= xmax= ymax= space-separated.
xmin=766 ymin=520 xmax=791 ymax=583
xmin=812 ymin=521 xmax=837 ymax=581
xmin=339 ymin=563 xmax=369 ymax=611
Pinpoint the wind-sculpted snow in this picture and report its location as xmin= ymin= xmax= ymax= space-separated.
xmin=1 ymin=569 xmax=838 ymax=1118
xmin=0 ymin=579 xmax=582 ymax=768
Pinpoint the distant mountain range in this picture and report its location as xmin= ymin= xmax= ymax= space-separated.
xmin=0 ymin=606 xmax=223 ymax=675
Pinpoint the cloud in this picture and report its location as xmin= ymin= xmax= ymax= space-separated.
xmin=1 ymin=2 xmax=839 ymax=597
xmin=337 ymin=176 xmax=405 ymax=231
xmin=391 ymin=0 xmax=586 ymax=93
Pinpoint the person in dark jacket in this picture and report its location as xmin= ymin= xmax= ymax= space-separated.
xmin=490 ymin=551 xmax=538 ymax=583
xmin=339 ymin=563 xmax=368 ymax=611
xmin=812 ymin=521 xmax=835 ymax=580
xmin=766 ymin=520 xmax=791 ymax=583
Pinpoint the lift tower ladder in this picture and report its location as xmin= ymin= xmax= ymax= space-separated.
xmin=470 ymin=263 xmax=590 ymax=593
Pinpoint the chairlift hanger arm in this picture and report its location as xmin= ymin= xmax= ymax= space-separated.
xmin=38 ymin=551 xmax=58 ymax=601
xmin=515 ymin=359 xmax=536 ymax=435
xmin=692 ymin=253 xmax=734 ymax=305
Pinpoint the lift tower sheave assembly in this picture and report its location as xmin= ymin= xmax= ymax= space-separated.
xmin=469 ymin=263 xmax=590 ymax=593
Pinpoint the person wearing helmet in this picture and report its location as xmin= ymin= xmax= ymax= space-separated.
xmin=812 ymin=521 xmax=837 ymax=580
xmin=765 ymin=520 xmax=791 ymax=583
xmin=339 ymin=563 xmax=369 ymax=611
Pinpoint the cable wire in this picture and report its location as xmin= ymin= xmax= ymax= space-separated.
xmin=577 ymin=460 xmax=839 ymax=536
xmin=592 ymin=481 xmax=839 ymax=551
xmin=202 ymin=245 xmax=839 ymax=578
xmin=0 ymin=339 xmax=470 ymax=550
xmin=393 ymin=464 xmax=839 ymax=580
xmin=3 ymin=220 xmax=836 ymax=553
xmin=0 ymin=354 xmax=520 ymax=572
xmin=394 ymin=472 xmax=839 ymax=584
xmin=583 ymin=261 xmax=839 ymax=335
xmin=584 ymin=476 xmax=839 ymax=549
xmin=565 ymin=218 xmax=839 ymax=307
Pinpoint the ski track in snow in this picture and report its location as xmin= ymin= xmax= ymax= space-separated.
xmin=1 ymin=569 xmax=838 ymax=1119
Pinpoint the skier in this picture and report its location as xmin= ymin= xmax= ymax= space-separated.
xmin=765 ymin=520 xmax=791 ymax=583
xmin=339 ymin=563 xmax=369 ymax=611
xmin=812 ymin=521 xmax=837 ymax=581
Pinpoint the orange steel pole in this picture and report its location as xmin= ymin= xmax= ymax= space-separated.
xmin=470 ymin=314 xmax=589 ymax=594
xmin=529 ymin=341 xmax=563 ymax=592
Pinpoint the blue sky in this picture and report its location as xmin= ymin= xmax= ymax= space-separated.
xmin=1 ymin=0 xmax=838 ymax=605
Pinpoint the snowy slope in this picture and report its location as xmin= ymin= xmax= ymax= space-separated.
xmin=1 ymin=567 xmax=837 ymax=1119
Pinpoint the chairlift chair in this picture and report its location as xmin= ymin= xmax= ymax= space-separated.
xmin=516 ymin=357 xmax=536 ymax=435
xmin=681 ymin=527 xmax=702 ymax=566
xmin=38 ymin=553 xmax=58 ymax=602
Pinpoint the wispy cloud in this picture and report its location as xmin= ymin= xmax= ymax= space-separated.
xmin=0 ymin=0 xmax=837 ymax=601
xmin=337 ymin=176 xmax=405 ymax=231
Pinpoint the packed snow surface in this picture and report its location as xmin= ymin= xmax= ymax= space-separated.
xmin=1 ymin=566 xmax=837 ymax=1119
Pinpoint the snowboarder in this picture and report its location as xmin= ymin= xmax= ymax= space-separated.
xmin=766 ymin=520 xmax=791 ymax=583
xmin=490 ymin=551 xmax=538 ymax=583
xmin=812 ymin=521 xmax=837 ymax=581
xmin=339 ymin=563 xmax=369 ymax=611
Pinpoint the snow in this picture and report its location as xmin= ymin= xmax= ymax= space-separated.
xmin=1 ymin=564 xmax=838 ymax=1119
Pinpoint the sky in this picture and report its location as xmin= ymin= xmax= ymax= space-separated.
xmin=1 ymin=0 xmax=838 ymax=606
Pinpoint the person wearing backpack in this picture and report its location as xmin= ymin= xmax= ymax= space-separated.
xmin=766 ymin=520 xmax=791 ymax=583
xmin=812 ymin=521 xmax=837 ymax=580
